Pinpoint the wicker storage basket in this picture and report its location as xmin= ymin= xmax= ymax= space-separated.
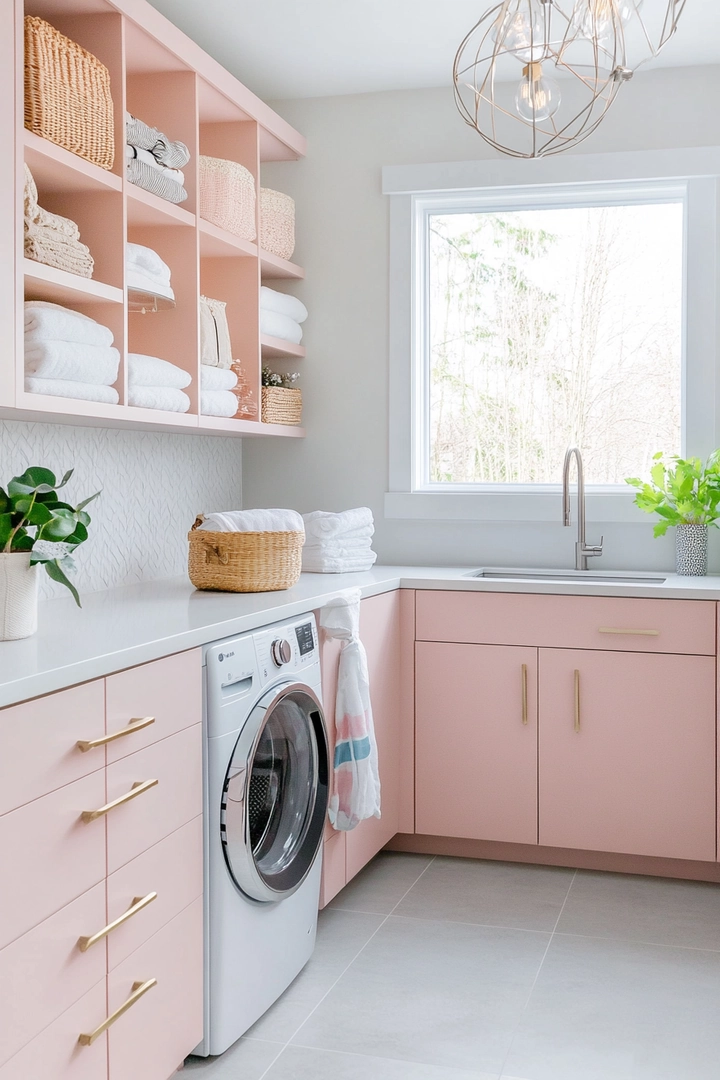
xmin=24 ymin=17 xmax=115 ymax=170
xmin=261 ymin=387 xmax=302 ymax=426
xmin=188 ymin=517 xmax=303 ymax=593
xmin=260 ymin=188 xmax=295 ymax=261
xmin=199 ymin=156 xmax=256 ymax=241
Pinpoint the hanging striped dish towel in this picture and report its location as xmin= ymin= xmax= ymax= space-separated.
xmin=320 ymin=589 xmax=381 ymax=831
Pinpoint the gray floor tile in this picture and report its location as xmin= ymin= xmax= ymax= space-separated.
xmin=329 ymin=852 xmax=435 ymax=914
xmin=184 ymin=1038 xmax=282 ymax=1078
xmin=394 ymin=858 xmax=575 ymax=932
xmin=502 ymin=933 xmax=720 ymax=1080
xmin=291 ymin=915 xmax=550 ymax=1074
xmin=555 ymin=869 xmax=720 ymax=950
xmin=265 ymin=1045 xmax=498 ymax=1078
xmin=246 ymin=909 xmax=385 ymax=1042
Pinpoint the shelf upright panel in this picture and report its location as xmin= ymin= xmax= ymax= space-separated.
xmin=6 ymin=0 xmax=23 ymax=408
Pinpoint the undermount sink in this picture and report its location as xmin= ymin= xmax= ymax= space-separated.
xmin=466 ymin=568 xmax=668 ymax=585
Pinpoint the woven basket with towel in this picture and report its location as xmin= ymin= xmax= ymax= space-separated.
xmin=188 ymin=510 xmax=304 ymax=593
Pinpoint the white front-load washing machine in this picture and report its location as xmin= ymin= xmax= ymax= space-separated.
xmin=194 ymin=613 xmax=329 ymax=1057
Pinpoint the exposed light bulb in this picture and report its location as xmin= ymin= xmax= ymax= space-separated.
xmin=571 ymin=0 xmax=641 ymax=40
xmin=515 ymin=62 xmax=561 ymax=123
xmin=493 ymin=0 xmax=557 ymax=63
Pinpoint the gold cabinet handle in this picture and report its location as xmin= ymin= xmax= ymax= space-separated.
xmin=81 ymin=779 xmax=158 ymax=823
xmin=78 ymin=978 xmax=157 ymax=1046
xmin=77 ymin=716 xmax=155 ymax=753
xmin=598 ymin=628 xmax=659 ymax=637
xmin=78 ymin=892 xmax=157 ymax=952
xmin=521 ymin=664 xmax=528 ymax=725
xmin=574 ymin=670 xmax=581 ymax=733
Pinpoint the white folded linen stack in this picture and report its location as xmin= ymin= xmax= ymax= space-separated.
xmin=126 ymin=243 xmax=175 ymax=301
xmin=197 ymin=509 xmax=304 ymax=534
xmin=24 ymin=301 xmax=120 ymax=405
xmin=302 ymin=508 xmax=377 ymax=573
xmin=200 ymin=363 xmax=238 ymax=417
xmin=127 ymin=353 xmax=191 ymax=413
xmin=260 ymin=286 xmax=308 ymax=344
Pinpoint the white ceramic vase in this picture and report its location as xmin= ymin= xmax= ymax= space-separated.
xmin=0 ymin=551 xmax=39 ymax=640
xmin=675 ymin=523 xmax=708 ymax=577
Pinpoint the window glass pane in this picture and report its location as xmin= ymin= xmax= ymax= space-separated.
xmin=427 ymin=203 xmax=683 ymax=485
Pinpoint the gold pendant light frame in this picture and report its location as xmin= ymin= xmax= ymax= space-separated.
xmin=453 ymin=0 xmax=686 ymax=159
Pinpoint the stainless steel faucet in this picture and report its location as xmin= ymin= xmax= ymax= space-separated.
xmin=562 ymin=446 xmax=604 ymax=571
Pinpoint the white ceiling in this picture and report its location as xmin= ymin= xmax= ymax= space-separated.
xmin=146 ymin=1 xmax=720 ymax=101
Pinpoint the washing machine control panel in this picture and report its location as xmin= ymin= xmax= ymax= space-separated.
xmin=252 ymin=616 xmax=319 ymax=684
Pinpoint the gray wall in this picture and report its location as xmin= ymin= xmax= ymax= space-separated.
xmin=243 ymin=67 xmax=720 ymax=572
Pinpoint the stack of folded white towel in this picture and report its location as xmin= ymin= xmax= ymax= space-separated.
xmin=126 ymin=112 xmax=190 ymax=204
xmin=24 ymin=165 xmax=94 ymax=280
xmin=128 ymin=354 xmax=191 ymax=412
xmin=126 ymin=243 xmax=174 ymax=301
xmin=260 ymin=286 xmax=308 ymax=345
xmin=302 ymin=508 xmax=377 ymax=573
xmin=24 ymin=302 xmax=120 ymax=404
xmin=201 ymin=365 xmax=239 ymax=418
xmin=197 ymin=509 xmax=304 ymax=533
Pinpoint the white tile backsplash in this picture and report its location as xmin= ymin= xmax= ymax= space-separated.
xmin=0 ymin=419 xmax=243 ymax=599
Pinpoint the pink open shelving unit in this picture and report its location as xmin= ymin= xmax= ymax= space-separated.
xmin=1 ymin=0 xmax=307 ymax=438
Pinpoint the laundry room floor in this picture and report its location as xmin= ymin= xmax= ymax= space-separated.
xmin=184 ymin=852 xmax=720 ymax=1080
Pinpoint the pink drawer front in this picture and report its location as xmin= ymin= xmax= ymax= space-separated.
xmin=0 ymin=771 xmax=106 ymax=950
xmin=0 ymin=681 xmax=105 ymax=816
xmin=416 ymin=591 xmax=717 ymax=655
xmin=106 ymin=815 xmax=203 ymax=971
xmin=105 ymin=724 xmax=202 ymax=874
xmin=0 ymin=883 xmax=106 ymax=1067
xmin=105 ymin=650 xmax=202 ymax=763
xmin=319 ymin=832 xmax=346 ymax=909
xmin=107 ymin=897 xmax=203 ymax=1080
xmin=0 ymin=979 xmax=108 ymax=1080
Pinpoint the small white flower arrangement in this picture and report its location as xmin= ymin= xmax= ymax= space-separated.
xmin=261 ymin=366 xmax=300 ymax=389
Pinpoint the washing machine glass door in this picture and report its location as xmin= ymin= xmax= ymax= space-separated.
xmin=222 ymin=682 xmax=329 ymax=903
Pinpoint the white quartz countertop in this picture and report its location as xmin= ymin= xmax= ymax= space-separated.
xmin=2 ymin=564 xmax=720 ymax=709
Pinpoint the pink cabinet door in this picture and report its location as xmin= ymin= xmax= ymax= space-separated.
xmin=0 ymin=980 xmax=108 ymax=1080
xmin=106 ymin=815 xmax=203 ymax=970
xmin=345 ymin=591 xmax=403 ymax=881
xmin=538 ymin=649 xmax=717 ymax=861
xmin=415 ymin=642 xmax=538 ymax=845
xmin=107 ymin=897 xmax=203 ymax=1080
xmin=0 ymin=770 xmax=106 ymax=950
xmin=105 ymin=723 xmax=202 ymax=874
xmin=0 ymin=680 xmax=105 ymax=817
xmin=105 ymin=650 xmax=202 ymax=764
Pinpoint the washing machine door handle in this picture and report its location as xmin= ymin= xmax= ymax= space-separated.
xmin=220 ymin=682 xmax=329 ymax=904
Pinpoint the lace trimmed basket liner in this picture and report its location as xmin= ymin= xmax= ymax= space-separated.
xmin=261 ymin=387 xmax=302 ymax=426
xmin=188 ymin=517 xmax=303 ymax=593
xmin=24 ymin=16 xmax=115 ymax=170
xmin=260 ymin=188 xmax=295 ymax=261
xmin=199 ymin=156 xmax=256 ymax=241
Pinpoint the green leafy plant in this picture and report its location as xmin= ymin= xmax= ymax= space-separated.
xmin=261 ymin=366 xmax=300 ymax=389
xmin=0 ymin=467 xmax=100 ymax=606
xmin=626 ymin=452 xmax=720 ymax=538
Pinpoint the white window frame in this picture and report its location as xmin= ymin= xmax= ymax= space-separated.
xmin=384 ymin=148 xmax=720 ymax=523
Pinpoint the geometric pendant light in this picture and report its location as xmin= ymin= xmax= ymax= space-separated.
xmin=453 ymin=0 xmax=687 ymax=158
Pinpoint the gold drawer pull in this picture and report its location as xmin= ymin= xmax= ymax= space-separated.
xmin=521 ymin=664 xmax=528 ymax=725
xmin=81 ymin=779 xmax=158 ymax=823
xmin=78 ymin=978 xmax=157 ymax=1046
xmin=598 ymin=628 xmax=659 ymax=637
xmin=78 ymin=892 xmax=157 ymax=952
xmin=574 ymin=670 xmax=581 ymax=733
xmin=77 ymin=716 xmax=155 ymax=753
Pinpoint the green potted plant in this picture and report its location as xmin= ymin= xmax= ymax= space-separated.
xmin=626 ymin=452 xmax=720 ymax=576
xmin=0 ymin=467 xmax=100 ymax=640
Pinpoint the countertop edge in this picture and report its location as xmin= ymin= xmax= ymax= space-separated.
xmin=2 ymin=566 xmax=720 ymax=710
